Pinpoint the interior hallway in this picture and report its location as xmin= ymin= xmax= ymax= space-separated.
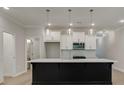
xmin=0 ymin=69 xmax=124 ymax=85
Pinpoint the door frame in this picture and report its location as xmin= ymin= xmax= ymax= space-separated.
xmin=25 ymin=36 xmax=41 ymax=70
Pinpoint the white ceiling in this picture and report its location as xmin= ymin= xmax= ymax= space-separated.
xmin=0 ymin=7 xmax=124 ymax=29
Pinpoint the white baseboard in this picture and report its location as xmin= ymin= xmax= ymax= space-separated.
xmin=113 ymin=66 xmax=124 ymax=73
xmin=12 ymin=70 xmax=27 ymax=77
xmin=0 ymin=70 xmax=27 ymax=84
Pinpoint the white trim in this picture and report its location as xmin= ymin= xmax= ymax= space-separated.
xmin=113 ymin=66 xmax=124 ymax=73
xmin=25 ymin=38 xmax=28 ymax=71
xmin=12 ymin=70 xmax=27 ymax=77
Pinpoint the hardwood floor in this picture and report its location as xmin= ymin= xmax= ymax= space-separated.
xmin=1 ymin=69 xmax=124 ymax=85
xmin=112 ymin=69 xmax=124 ymax=85
xmin=2 ymin=70 xmax=32 ymax=85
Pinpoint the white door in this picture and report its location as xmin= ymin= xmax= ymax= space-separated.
xmin=3 ymin=32 xmax=16 ymax=76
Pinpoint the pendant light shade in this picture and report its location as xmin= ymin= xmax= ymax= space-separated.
xmin=67 ymin=9 xmax=73 ymax=35
xmin=46 ymin=9 xmax=51 ymax=35
xmin=89 ymin=9 xmax=95 ymax=35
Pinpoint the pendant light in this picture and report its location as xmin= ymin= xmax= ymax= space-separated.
xmin=67 ymin=9 xmax=73 ymax=35
xmin=89 ymin=9 xmax=95 ymax=35
xmin=46 ymin=9 xmax=51 ymax=35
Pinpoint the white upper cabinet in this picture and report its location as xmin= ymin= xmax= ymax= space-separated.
xmin=44 ymin=31 xmax=60 ymax=42
xmin=85 ymin=35 xmax=96 ymax=50
xmin=72 ymin=32 xmax=85 ymax=43
xmin=61 ymin=35 xmax=72 ymax=49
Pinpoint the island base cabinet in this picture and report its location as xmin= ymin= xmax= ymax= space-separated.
xmin=32 ymin=63 xmax=113 ymax=85
xmin=32 ymin=63 xmax=59 ymax=84
xmin=60 ymin=63 xmax=85 ymax=83
xmin=60 ymin=63 xmax=112 ymax=84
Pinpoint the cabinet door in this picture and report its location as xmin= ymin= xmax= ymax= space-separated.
xmin=61 ymin=35 xmax=67 ymax=49
xmin=51 ymin=32 xmax=60 ymax=41
xmin=85 ymin=35 xmax=90 ymax=49
xmin=44 ymin=31 xmax=60 ymax=42
xmin=60 ymin=63 xmax=85 ymax=83
xmin=66 ymin=35 xmax=72 ymax=49
xmin=33 ymin=63 xmax=59 ymax=84
xmin=90 ymin=36 xmax=96 ymax=49
xmin=61 ymin=35 xmax=72 ymax=49
xmin=73 ymin=32 xmax=85 ymax=43
xmin=83 ymin=63 xmax=112 ymax=82
xmin=85 ymin=35 xmax=96 ymax=50
xmin=73 ymin=32 xmax=79 ymax=42
xmin=78 ymin=32 xmax=85 ymax=42
xmin=45 ymin=34 xmax=52 ymax=41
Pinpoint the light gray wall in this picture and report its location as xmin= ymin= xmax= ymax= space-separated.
xmin=0 ymin=29 xmax=3 ymax=82
xmin=96 ymin=37 xmax=107 ymax=58
xmin=0 ymin=12 xmax=26 ymax=79
xmin=25 ymin=27 xmax=46 ymax=58
xmin=97 ymin=28 xmax=124 ymax=72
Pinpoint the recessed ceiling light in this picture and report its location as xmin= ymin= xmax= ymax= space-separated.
xmin=3 ymin=7 xmax=10 ymax=10
xmin=119 ymin=20 xmax=124 ymax=23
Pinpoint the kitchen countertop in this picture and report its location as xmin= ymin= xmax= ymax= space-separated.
xmin=28 ymin=58 xmax=117 ymax=63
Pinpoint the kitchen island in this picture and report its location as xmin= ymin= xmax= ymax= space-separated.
xmin=29 ymin=59 xmax=117 ymax=85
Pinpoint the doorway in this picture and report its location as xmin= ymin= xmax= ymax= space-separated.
xmin=26 ymin=37 xmax=41 ymax=61
xmin=26 ymin=37 xmax=41 ymax=70
xmin=3 ymin=32 xmax=16 ymax=77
